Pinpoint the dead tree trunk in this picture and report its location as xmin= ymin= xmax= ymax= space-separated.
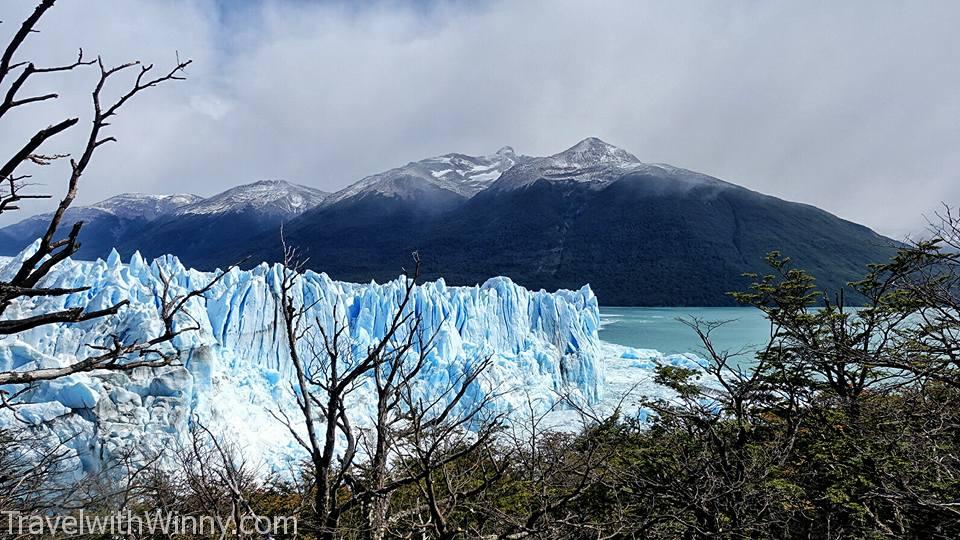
xmin=0 ymin=0 xmax=203 ymax=388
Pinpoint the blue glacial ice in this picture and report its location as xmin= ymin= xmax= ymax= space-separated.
xmin=0 ymin=244 xmax=614 ymax=473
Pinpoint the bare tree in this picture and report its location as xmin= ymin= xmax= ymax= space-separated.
xmin=272 ymin=245 xmax=504 ymax=539
xmin=367 ymin=355 xmax=502 ymax=540
xmin=125 ymin=417 xmax=276 ymax=538
xmin=0 ymin=427 xmax=83 ymax=513
xmin=0 ymin=0 xmax=218 ymax=387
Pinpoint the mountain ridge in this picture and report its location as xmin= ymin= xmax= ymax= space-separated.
xmin=326 ymin=145 xmax=525 ymax=204
xmin=0 ymin=138 xmax=899 ymax=305
xmin=174 ymin=179 xmax=329 ymax=216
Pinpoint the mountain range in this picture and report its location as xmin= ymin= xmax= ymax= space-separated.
xmin=0 ymin=138 xmax=899 ymax=305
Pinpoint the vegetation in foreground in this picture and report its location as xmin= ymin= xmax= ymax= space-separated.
xmin=4 ymin=220 xmax=960 ymax=539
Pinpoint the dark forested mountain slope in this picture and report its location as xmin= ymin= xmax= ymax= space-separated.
xmin=421 ymin=170 xmax=891 ymax=305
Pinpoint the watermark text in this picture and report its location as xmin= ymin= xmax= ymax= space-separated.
xmin=2 ymin=509 xmax=297 ymax=537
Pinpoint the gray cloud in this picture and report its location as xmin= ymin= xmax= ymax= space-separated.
xmin=1 ymin=0 xmax=957 ymax=238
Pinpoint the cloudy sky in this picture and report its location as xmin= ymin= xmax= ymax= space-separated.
xmin=1 ymin=0 xmax=957 ymax=237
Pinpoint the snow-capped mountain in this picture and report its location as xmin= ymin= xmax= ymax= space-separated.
xmin=103 ymin=180 xmax=331 ymax=265
xmin=0 ymin=193 xmax=201 ymax=259
xmin=175 ymin=179 xmax=328 ymax=217
xmin=90 ymin=193 xmax=204 ymax=220
xmin=0 ymin=138 xmax=899 ymax=305
xmin=327 ymin=146 xmax=523 ymax=204
xmin=256 ymin=137 xmax=898 ymax=305
xmin=0 ymin=246 xmax=604 ymax=473
xmin=554 ymin=137 xmax=640 ymax=165
xmin=491 ymin=138 xmax=733 ymax=193
xmin=490 ymin=137 xmax=644 ymax=191
xmin=7 ymin=192 xmax=201 ymax=225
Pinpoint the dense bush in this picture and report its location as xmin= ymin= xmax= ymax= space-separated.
xmin=137 ymin=228 xmax=960 ymax=538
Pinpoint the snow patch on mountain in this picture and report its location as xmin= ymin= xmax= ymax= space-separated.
xmin=554 ymin=137 xmax=641 ymax=167
xmin=2 ymin=193 xmax=201 ymax=231
xmin=175 ymin=180 xmax=329 ymax=217
xmin=491 ymin=137 xmax=651 ymax=191
xmin=90 ymin=193 xmax=204 ymax=220
xmin=328 ymin=146 xmax=524 ymax=204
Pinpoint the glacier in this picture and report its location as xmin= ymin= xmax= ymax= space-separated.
xmin=0 ymin=244 xmax=610 ymax=474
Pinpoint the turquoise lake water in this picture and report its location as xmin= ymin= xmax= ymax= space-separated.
xmin=598 ymin=307 xmax=773 ymax=358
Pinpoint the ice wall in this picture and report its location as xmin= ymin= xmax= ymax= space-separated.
xmin=0 ymin=245 xmax=602 ymax=472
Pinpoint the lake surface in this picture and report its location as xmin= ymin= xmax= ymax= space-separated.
xmin=599 ymin=307 xmax=772 ymax=358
